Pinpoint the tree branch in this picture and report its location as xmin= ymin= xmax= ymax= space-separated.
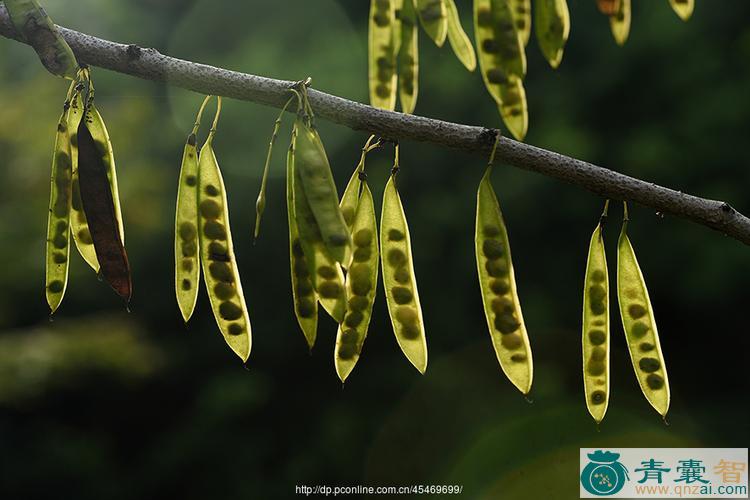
xmin=2 ymin=6 xmax=749 ymax=246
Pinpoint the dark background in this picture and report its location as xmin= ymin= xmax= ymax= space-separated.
xmin=0 ymin=1 xmax=748 ymax=498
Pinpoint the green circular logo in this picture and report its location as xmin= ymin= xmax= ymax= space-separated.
xmin=581 ymin=450 xmax=629 ymax=496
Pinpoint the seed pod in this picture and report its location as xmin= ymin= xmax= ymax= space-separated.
xmin=510 ymin=0 xmax=531 ymax=46
xmin=198 ymin=99 xmax=252 ymax=362
xmin=287 ymin=130 xmax=318 ymax=349
xmin=293 ymin=117 xmax=352 ymax=266
xmin=582 ymin=218 xmax=610 ymax=423
xmin=77 ymin=99 xmax=131 ymax=302
xmin=475 ymin=167 xmax=532 ymax=394
xmin=335 ymin=182 xmax=379 ymax=382
xmin=609 ymin=0 xmax=630 ymax=46
xmin=175 ymin=130 xmax=200 ymax=323
xmin=290 ymin=128 xmax=347 ymax=323
xmin=473 ymin=0 xmax=529 ymax=140
xmin=595 ymin=0 xmax=620 ymax=15
xmin=668 ymin=0 xmax=693 ymax=21
xmin=381 ymin=172 xmax=427 ymax=373
xmin=534 ymin=0 xmax=570 ymax=69
xmin=445 ymin=0 xmax=477 ymax=72
xmin=397 ymin=0 xmax=420 ymax=114
xmin=617 ymin=209 xmax=670 ymax=417
xmin=369 ymin=0 xmax=398 ymax=111
xmin=4 ymin=0 xmax=78 ymax=79
xmin=45 ymin=83 xmax=76 ymax=313
xmin=415 ymin=0 xmax=448 ymax=47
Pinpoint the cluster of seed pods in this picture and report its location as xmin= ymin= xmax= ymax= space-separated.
xmin=369 ymin=0 xmax=398 ymax=110
xmin=473 ymin=0 xmax=529 ymax=140
xmin=582 ymin=207 xmax=610 ymax=423
xmin=617 ymin=206 xmax=670 ymax=417
xmin=475 ymin=163 xmax=533 ymax=394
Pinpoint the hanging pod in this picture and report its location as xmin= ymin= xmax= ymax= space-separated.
xmin=415 ymin=0 xmax=448 ymax=47
xmin=76 ymin=79 xmax=131 ymax=302
xmin=340 ymin=136 xmax=380 ymax=234
xmin=335 ymin=178 xmax=380 ymax=382
xmin=473 ymin=0 xmax=529 ymax=140
xmin=396 ymin=0 xmax=420 ymax=114
xmin=4 ymin=0 xmax=78 ymax=79
xmin=609 ymin=0 xmax=631 ymax=46
xmin=196 ymin=97 xmax=252 ymax=362
xmin=668 ymin=0 xmax=693 ymax=21
xmin=44 ymin=81 xmax=77 ymax=313
xmin=380 ymin=147 xmax=427 ymax=374
xmin=369 ymin=0 xmax=398 ymax=111
xmin=617 ymin=204 xmax=670 ymax=417
xmin=510 ymin=0 xmax=531 ymax=47
xmin=445 ymin=0 xmax=477 ymax=72
xmin=289 ymin=121 xmax=347 ymax=323
xmin=534 ymin=0 xmax=570 ymax=69
xmin=582 ymin=202 xmax=610 ymax=423
xmin=475 ymin=161 xmax=533 ymax=394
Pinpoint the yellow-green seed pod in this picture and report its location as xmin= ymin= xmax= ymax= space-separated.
xmin=582 ymin=220 xmax=610 ymax=423
xmin=175 ymin=131 xmax=200 ymax=323
xmin=415 ymin=0 xmax=448 ymax=47
xmin=475 ymin=167 xmax=532 ymax=394
xmin=197 ymin=100 xmax=252 ymax=362
xmin=534 ymin=0 xmax=570 ymax=69
xmin=668 ymin=0 xmax=693 ymax=21
xmin=45 ymin=84 xmax=76 ymax=313
xmin=293 ymin=118 xmax=352 ymax=266
xmin=4 ymin=0 xmax=78 ymax=79
xmin=445 ymin=0 xmax=477 ymax=72
xmin=335 ymin=182 xmax=379 ymax=382
xmin=286 ymin=135 xmax=318 ymax=350
xmin=369 ymin=0 xmax=398 ymax=110
xmin=290 ymin=129 xmax=347 ymax=323
xmin=510 ymin=0 xmax=531 ymax=46
xmin=474 ymin=0 xmax=529 ymax=140
xmin=381 ymin=172 xmax=427 ymax=373
xmin=617 ymin=212 xmax=670 ymax=417
xmin=609 ymin=0 xmax=631 ymax=46
xmin=397 ymin=0 xmax=420 ymax=114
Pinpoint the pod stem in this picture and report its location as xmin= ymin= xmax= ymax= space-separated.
xmin=600 ymin=199 xmax=610 ymax=225
xmin=209 ymin=96 xmax=222 ymax=137
xmin=192 ymin=95 xmax=215 ymax=135
xmin=357 ymin=134 xmax=382 ymax=177
xmin=486 ymin=130 xmax=501 ymax=174
xmin=391 ymin=142 xmax=400 ymax=176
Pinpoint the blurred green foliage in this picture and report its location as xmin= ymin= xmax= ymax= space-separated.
xmin=0 ymin=1 xmax=748 ymax=498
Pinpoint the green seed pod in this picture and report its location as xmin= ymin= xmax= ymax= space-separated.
xmin=335 ymin=182 xmax=380 ymax=382
xmin=381 ymin=172 xmax=427 ymax=374
xmin=668 ymin=0 xmax=693 ymax=21
xmin=369 ymin=0 xmax=398 ymax=110
xmin=397 ymin=0 xmax=420 ymax=113
xmin=443 ymin=0 xmax=476 ymax=71
xmin=473 ymin=0 xmax=529 ymax=140
xmin=415 ymin=0 xmax=448 ymax=47
xmin=617 ymin=207 xmax=670 ymax=417
xmin=45 ymin=83 xmax=76 ymax=313
xmin=510 ymin=0 xmax=531 ymax=46
xmin=609 ymin=0 xmax=630 ymax=46
xmin=582 ymin=219 xmax=610 ymax=423
xmin=198 ymin=98 xmax=252 ymax=363
xmin=293 ymin=117 xmax=353 ymax=266
xmin=289 ymin=128 xmax=347 ymax=323
xmin=175 ymin=125 xmax=201 ymax=323
xmin=534 ymin=0 xmax=570 ymax=69
xmin=4 ymin=0 xmax=78 ymax=79
xmin=475 ymin=167 xmax=532 ymax=394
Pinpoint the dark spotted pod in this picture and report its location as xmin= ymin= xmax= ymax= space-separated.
xmin=617 ymin=210 xmax=670 ymax=417
xmin=175 ymin=127 xmax=201 ymax=323
xmin=335 ymin=182 xmax=379 ymax=382
xmin=609 ymin=0 xmax=630 ymax=46
xmin=381 ymin=172 xmax=427 ymax=374
xmin=510 ymin=0 xmax=531 ymax=46
xmin=197 ymin=103 xmax=252 ymax=362
xmin=534 ymin=0 xmax=570 ymax=69
xmin=369 ymin=0 xmax=398 ymax=110
xmin=475 ymin=167 xmax=532 ymax=394
xmin=76 ymin=103 xmax=131 ymax=302
xmin=45 ymin=83 xmax=76 ymax=313
xmin=397 ymin=0 xmax=420 ymax=113
xmin=445 ymin=0 xmax=477 ymax=72
xmin=582 ymin=220 xmax=610 ymax=423
xmin=415 ymin=0 xmax=448 ymax=47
